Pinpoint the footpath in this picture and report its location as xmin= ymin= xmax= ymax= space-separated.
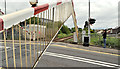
xmin=52 ymin=42 xmax=120 ymax=55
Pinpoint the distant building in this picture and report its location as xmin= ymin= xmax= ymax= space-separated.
xmin=112 ymin=26 xmax=120 ymax=34
xmin=105 ymin=27 xmax=120 ymax=34
xmin=97 ymin=30 xmax=103 ymax=34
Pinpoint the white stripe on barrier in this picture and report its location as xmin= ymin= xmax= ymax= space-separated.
xmin=0 ymin=8 xmax=34 ymax=30
xmin=48 ymin=2 xmax=58 ymax=9
xmin=61 ymin=0 xmax=71 ymax=4
xmin=0 ymin=0 xmax=72 ymax=31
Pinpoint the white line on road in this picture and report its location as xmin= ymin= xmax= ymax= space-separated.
xmin=0 ymin=46 xmax=17 ymax=52
xmin=0 ymin=46 xmax=11 ymax=49
xmin=38 ymin=51 xmax=119 ymax=68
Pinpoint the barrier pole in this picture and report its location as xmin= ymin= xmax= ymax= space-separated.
xmin=33 ymin=16 xmax=36 ymax=63
xmin=37 ymin=14 xmax=39 ymax=58
xmin=29 ymin=18 xmax=32 ymax=67
xmin=4 ymin=31 xmax=8 ymax=69
xmin=19 ymin=24 xmax=23 ymax=68
xmin=43 ymin=12 xmax=45 ymax=49
xmin=12 ymin=26 xmax=16 ymax=68
xmin=24 ymin=20 xmax=28 ymax=67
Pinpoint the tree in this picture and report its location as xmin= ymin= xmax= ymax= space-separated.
xmin=78 ymin=28 xmax=82 ymax=32
xmin=61 ymin=25 xmax=71 ymax=34
xmin=83 ymin=27 xmax=88 ymax=33
xmin=90 ymin=29 xmax=95 ymax=33
xmin=71 ymin=27 xmax=75 ymax=33
xmin=68 ymin=28 xmax=71 ymax=32
xmin=58 ymin=30 xmax=62 ymax=34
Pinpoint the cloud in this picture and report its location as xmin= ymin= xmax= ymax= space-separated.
xmin=0 ymin=1 xmax=30 ymax=14
xmin=0 ymin=0 xmax=119 ymax=29
xmin=65 ymin=0 xmax=119 ymax=29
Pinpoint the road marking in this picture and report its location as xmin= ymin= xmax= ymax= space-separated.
xmin=51 ymin=44 xmax=120 ymax=56
xmin=0 ymin=42 xmax=46 ymax=45
xmin=0 ymin=67 xmax=5 ymax=69
xmin=0 ymin=46 xmax=17 ymax=52
xmin=0 ymin=46 xmax=11 ymax=49
xmin=38 ymin=51 xmax=119 ymax=68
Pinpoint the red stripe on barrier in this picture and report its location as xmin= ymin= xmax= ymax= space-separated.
xmin=71 ymin=0 xmax=74 ymax=7
xmin=33 ymin=4 xmax=49 ymax=15
xmin=0 ymin=18 xmax=4 ymax=31
xmin=57 ymin=2 xmax=62 ymax=5
xmin=74 ymin=11 xmax=76 ymax=16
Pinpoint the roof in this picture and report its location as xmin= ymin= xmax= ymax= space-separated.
xmin=114 ymin=26 xmax=120 ymax=29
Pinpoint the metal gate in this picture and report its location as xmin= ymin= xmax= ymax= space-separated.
xmin=0 ymin=0 xmax=78 ymax=68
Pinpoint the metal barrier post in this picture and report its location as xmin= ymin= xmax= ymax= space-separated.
xmin=12 ymin=26 xmax=16 ymax=68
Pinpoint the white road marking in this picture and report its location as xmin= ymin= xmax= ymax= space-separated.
xmin=38 ymin=51 xmax=119 ymax=68
xmin=0 ymin=46 xmax=11 ymax=49
xmin=0 ymin=46 xmax=17 ymax=52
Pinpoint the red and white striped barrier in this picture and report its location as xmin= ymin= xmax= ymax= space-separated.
xmin=0 ymin=0 xmax=72 ymax=32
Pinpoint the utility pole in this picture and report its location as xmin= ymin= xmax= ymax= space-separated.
xmin=5 ymin=0 xmax=6 ymax=14
xmin=5 ymin=0 xmax=7 ymax=39
xmin=89 ymin=0 xmax=90 ymax=18
xmin=88 ymin=0 xmax=91 ymax=43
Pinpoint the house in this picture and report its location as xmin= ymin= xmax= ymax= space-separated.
xmin=97 ymin=30 xmax=103 ymax=34
xmin=112 ymin=26 xmax=120 ymax=34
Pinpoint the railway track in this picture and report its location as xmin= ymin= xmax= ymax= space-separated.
xmin=54 ymin=36 xmax=73 ymax=42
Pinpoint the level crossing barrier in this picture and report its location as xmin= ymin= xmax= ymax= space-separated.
xmin=0 ymin=0 xmax=78 ymax=68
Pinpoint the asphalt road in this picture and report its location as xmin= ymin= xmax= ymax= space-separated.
xmin=35 ymin=43 xmax=119 ymax=68
xmin=0 ymin=42 xmax=119 ymax=69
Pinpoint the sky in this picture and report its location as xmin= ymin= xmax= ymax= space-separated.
xmin=0 ymin=0 xmax=119 ymax=29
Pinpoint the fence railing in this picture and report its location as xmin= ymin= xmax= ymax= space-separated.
xmin=0 ymin=0 xmax=78 ymax=68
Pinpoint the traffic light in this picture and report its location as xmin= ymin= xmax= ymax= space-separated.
xmin=89 ymin=18 xmax=96 ymax=25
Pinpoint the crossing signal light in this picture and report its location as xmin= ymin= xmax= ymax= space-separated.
xmin=89 ymin=18 xmax=96 ymax=25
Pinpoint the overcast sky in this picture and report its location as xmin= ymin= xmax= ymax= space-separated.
xmin=0 ymin=0 xmax=119 ymax=29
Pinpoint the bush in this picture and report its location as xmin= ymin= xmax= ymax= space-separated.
xmin=61 ymin=25 xmax=71 ymax=34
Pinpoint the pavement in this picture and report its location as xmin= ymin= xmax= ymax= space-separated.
xmin=51 ymin=42 xmax=119 ymax=55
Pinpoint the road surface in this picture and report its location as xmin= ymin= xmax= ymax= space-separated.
xmin=0 ymin=41 xmax=119 ymax=69
xmin=36 ymin=43 xmax=119 ymax=68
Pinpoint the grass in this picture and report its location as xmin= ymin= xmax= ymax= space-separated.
xmin=63 ymin=33 xmax=120 ymax=50
xmin=57 ymin=33 xmax=73 ymax=39
xmin=90 ymin=33 xmax=120 ymax=49
xmin=66 ymin=38 xmax=74 ymax=42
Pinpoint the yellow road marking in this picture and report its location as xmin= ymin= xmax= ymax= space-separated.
xmin=0 ymin=67 xmax=5 ymax=69
xmin=1 ymin=41 xmax=119 ymax=56
xmin=51 ymin=44 xmax=120 ymax=57
xmin=0 ymin=42 xmax=47 ymax=45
